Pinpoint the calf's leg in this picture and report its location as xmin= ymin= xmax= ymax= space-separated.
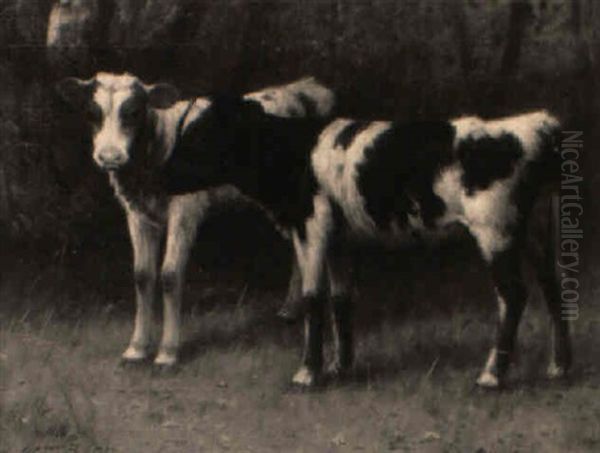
xmin=327 ymin=250 xmax=354 ymax=377
xmin=538 ymin=267 xmax=573 ymax=379
xmin=477 ymin=246 xmax=528 ymax=388
xmin=155 ymin=194 xmax=206 ymax=366
xmin=290 ymin=195 xmax=334 ymax=386
xmin=537 ymin=195 xmax=572 ymax=378
xmin=281 ymin=256 xmax=303 ymax=315
xmin=122 ymin=212 xmax=161 ymax=362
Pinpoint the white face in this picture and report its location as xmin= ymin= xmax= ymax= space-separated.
xmin=57 ymin=72 xmax=179 ymax=171
xmin=90 ymin=74 xmax=146 ymax=170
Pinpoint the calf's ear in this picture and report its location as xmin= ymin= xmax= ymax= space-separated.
xmin=240 ymin=99 xmax=265 ymax=120
xmin=56 ymin=77 xmax=94 ymax=109
xmin=146 ymin=83 xmax=180 ymax=109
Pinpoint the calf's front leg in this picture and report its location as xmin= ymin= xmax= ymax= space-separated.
xmin=289 ymin=195 xmax=333 ymax=387
xmin=155 ymin=194 xmax=205 ymax=366
xmin=122 ymin=212 xmax=161 ymax=362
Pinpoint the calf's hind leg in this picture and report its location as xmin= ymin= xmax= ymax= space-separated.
xmin=281 ymin=256 xmax=303 ymax=315
xmin=537 ymin=195 xmax=572 ymax=378
xmin=477 ymin=246 xmax=528 ymax=388
xmin=537 ymin=266 xmax=572 ymax=379
xmin=327 ymin=250 xmax=354 ymax=377
xmin=122 ymin=212 xmax=161 ymax=362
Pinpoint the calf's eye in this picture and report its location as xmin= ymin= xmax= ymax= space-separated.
xmin=121 ymin=106 xmax=144 ymax=124
xmin=86 ymin=103 xmax=102 ymax=124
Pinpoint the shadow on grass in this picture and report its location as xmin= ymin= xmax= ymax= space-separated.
xmin=177 ymin=300 xmax=296 ymax=365
xmin=3 ymin=228 xmax=598 ymax=394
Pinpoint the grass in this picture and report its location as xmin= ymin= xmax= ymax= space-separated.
xmin=1 ymin=246 xmax=599 ymax=452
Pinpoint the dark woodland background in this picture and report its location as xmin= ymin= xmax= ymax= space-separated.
xmin=2 ymin=3 xmax=600 ymax=450
xmin=0 ymin=0 xmax=598 ymax=289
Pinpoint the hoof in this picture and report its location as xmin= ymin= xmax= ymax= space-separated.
xmin=154 ymin=349 xmax=178 ymax=367
xmin=476 ymin=371 xmax=502 ymax=389
xmin=291 ymin=366 xmax=320 ymax=388
xmin=152 ymin=363 xmax=180 ymax=376
xmin=277 ymin=304 xmax=305 ymax=324
xmin=546 ymin=362 xmax=569 ymax=380
xmin=117 ymin=357 xmax=150 ymax=371
xmin=121 ymin=345 xmax=150 ymax=363
xmin=327 ymin=361 xmax=352 ymax=381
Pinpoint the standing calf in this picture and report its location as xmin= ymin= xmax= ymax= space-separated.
xmin=164 ymin=98 xmax=571 ymax=388
xmin=57 ymin=73 xmax=335 ymax=366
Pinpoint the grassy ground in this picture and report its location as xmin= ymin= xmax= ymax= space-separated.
xmin=1 ymin=243 xmax=599 ymax=452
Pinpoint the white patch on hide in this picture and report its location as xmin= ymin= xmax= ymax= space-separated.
xmin=245 ymin=76 xmax=335 ymax=118
xmin=312 ymin=120 xmax=391 ymax=236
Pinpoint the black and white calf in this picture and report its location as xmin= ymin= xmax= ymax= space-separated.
xmin=164 ymin=99 xmax=571 ymax=388
xmin=56 ymin=73 xmax=335 ymax=367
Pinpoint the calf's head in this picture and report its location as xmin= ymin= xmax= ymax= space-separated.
xmin=57 ymin=72 xmax=179 ymax=170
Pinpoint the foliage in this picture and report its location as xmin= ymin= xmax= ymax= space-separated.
xmin=0 ymin=0 xmax=597 ymax=249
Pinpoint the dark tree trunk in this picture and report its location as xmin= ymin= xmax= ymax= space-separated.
xmin=229 ymin=0 xmax=272 ymax=92
xmin=447 ymin=0 xmax=473 ymax=80
xmin=571 ymin=0 xmax=581 ymax=35
xmin=490 ymin=0 xmax=533 ymax=111
xmin=499 ymin=0 xmax=532 ymax=78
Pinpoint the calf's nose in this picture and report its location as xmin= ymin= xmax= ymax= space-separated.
xmin=96 ymin=147 xmax=127 ymax=168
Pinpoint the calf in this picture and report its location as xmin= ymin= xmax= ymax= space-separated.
xmin=56 ymin=73 xmax=335 ymax=367
xmin=164 ymin=98 xmax=571 ymax=388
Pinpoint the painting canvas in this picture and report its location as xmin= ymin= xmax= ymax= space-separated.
xmin=1 ymin=1 xmax=598 ymax=451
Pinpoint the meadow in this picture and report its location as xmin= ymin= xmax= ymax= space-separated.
xmin=1 ymin=0 xmax=598 ymax=450
xmin=1 ymin=218 xmax=598 ymax=453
